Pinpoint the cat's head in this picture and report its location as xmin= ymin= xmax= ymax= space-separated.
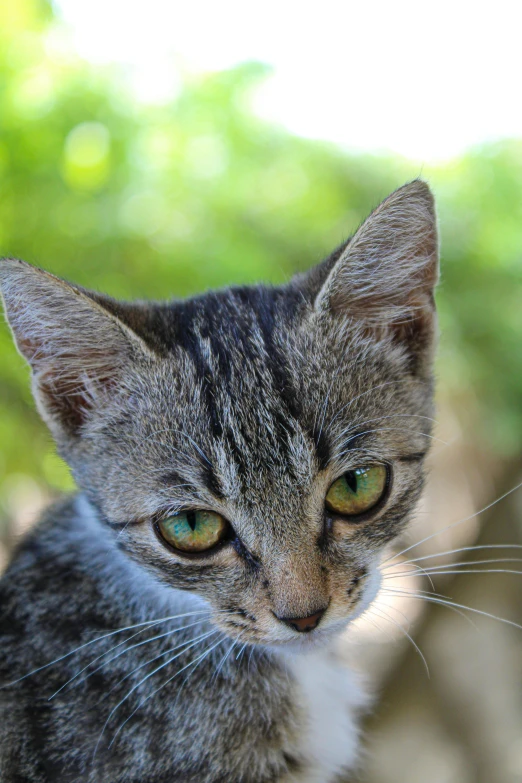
xmin=0 ymin=180 xmax=438 ymax=648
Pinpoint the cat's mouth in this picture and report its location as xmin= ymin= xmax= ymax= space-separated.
xmin=220 ymin=604 xmax=369 ymax=650
xmin=210 ymin=562 xmax=382 ymax=648
xmin=272 ymin=562 xmax=382 ymax=646
xmin=261 ymin=616 xmax=352 ymax=654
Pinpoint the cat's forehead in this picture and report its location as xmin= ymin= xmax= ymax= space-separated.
xmin=150 ymin=284 xmax=306 ymax=358
xmin=138 ymin=283 xmax=419 ymax=507
xmin=159 ymin=286 xmax=317 ymax=490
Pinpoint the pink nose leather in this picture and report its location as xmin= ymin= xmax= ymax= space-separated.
xmin=279 ymin=609 xmax=326 ymax=633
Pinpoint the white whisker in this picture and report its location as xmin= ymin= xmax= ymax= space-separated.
xmin=380 ymin=589 xmax=522 ymax=632
xmin=383 ymin=543 xmax=522 ymax=569
xmin=380 ymin=587 xmax=479 ymax=629
xmin=335 ymin=428 xmax=446 ymax=458
xmin=50 ymin=618 xmax=210 ymax=699
xmin=370 ymin=605 xmax=430 ymax=677
xmin=328 ymin=380 xmax=410 ymax=430
xmin=212 ymin=638 xmax=239 ymax=682
xmin=1 ymin=611 xmax=212 ymax=689
xmin=93 ymin=628 xmax=219 ymax=758
xmin=381 ymin=560 xmax=436 ymax=589
xmin=332 ymin=412 xmax=439 ymax=451
xmin=383 ymin=479 xmax=522 ymax=565
xmin=174 ymin=633 xmax=233 ymax=709
xmin=108 ymin=635 xmax=226 ymax=749
xmin=391 ymin=568 xmax=522 ymax=578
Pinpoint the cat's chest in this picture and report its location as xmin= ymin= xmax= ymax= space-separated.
xmin=282 ymin=649 xmax=367 ymax=783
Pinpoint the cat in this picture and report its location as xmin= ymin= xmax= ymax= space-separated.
xmin=0 ymin=179 xmax=438 ymax=783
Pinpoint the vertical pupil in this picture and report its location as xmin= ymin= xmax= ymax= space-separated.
xmin=187 ymin=511 xmax=197 ymax=532
xmin=345 ymin=471 xmax=358 ymax=493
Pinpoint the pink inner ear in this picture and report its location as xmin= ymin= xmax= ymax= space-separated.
xmin=37 ymin=359 xmax=120 ymax=435
xmin=18 ymin=324 xmax=127 ymax=435
xmin=23 ymin=324 xmax=124 ymax=436
xmin=38 ymin=372 xmax=93 ymax=434
xmin=0 ymin=259 xmax=153 ymax=439
xmin=322 ymin=181 xmax=438 ymax=324
xmin=17 ymin=334 xmax=47 ymax=366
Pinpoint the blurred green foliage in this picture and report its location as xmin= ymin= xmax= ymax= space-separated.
xmin=1 ymin=0 xmax=522 ymax=506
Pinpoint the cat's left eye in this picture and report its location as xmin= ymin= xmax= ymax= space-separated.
xmin=156 ymin=510 xmax=230 ymax=553
xmin=325 ymin=465 xmax=388 ymax=518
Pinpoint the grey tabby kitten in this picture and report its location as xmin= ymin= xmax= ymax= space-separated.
xmin=0 ymin=180 xmax=438 ymax=783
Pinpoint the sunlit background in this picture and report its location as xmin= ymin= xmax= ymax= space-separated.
xmin=1 ymin=1 xmax=522 ymax=781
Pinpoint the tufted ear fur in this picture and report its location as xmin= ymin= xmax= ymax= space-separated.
xmin=313 ymin=179 xmax=439 ymax=337
xmin=0 ymin=258 xmax=152 ymax=438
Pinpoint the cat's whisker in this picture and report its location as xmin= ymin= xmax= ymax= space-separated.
xmin=175 ymin=632 xmax=236 ymax=709
xmin=382 ymin=478 xmax=522 ymax=565
xmin=115 ymin=520 xmax=134 ymax=539
xmin=383 ymin=558 xmax=522 ymax=577
xmin=49 ymin=617 xmax=212 ymax=699
xmin=95 ymin=637 xmax=204 ymax=709
xmin=335 ymin=428 xmax=447 ymax=459
xmin=380 ymin=560 xmax=436 ymax=589
xmin=381 ymin=569 xmax=448 ymax=580
xmin=165 ymin=428 xmax=213 ymax=466
xmin=359 ymin=607 xmax=413 ymax=654
xmin=382 ymin=543 xmax=522 ymax=569
xmin=314 ymin=361 xmax=358 ymax=440
xmin=315 ymin=388 xmax=332 ymax=445
xmin=93 ymin=610 xmax=241 ymax=705
xmin=108 ymin=634 xmax=227 ymax=750
xmin=1 ymin=610 xmax=212 ymax=689
xmin=369 ymin=605 xmax=430 ymax=677
xmin=358 ymin=613 xmax=381 ymax=635
xmin=375 ymin=599 xmax=414 ymax=630
xmin=331 ymin=412 xmax=440 ymax=453
xmin=212 ymin=637 xmax=240 ymax=683
xmin=388 ymin=568 xmax=522 ymax=579
xmin=380 ymin=584 xmax=466 ymax=605
xmin=378 ymin=588 xmax=479 ymax=630
xmin=379 ymin=588 xmax=522 ymax=632
xmin=247 ymin=644 xmax=259 ymax=678
xmin=93 ymin=629 xmax=220 ymax=758
xmin=327 ymin=379 xmax=412 ymax=431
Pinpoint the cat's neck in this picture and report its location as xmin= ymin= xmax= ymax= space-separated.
xmin=73 ymin=493 xmax=208 ymax=623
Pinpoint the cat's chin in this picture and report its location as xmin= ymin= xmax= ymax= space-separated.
xmin=262 ymin=618 xmax=352 ymax=655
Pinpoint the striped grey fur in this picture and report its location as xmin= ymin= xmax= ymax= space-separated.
xmin=0 ymin=180 xmax=438 ymax=782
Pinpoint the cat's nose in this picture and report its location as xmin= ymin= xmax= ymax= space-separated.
xmin=277 ymin=608 xmax=326 ymax=633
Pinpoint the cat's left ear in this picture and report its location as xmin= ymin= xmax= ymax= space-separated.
xmin=309 ymin=180 xmax=439 ymax=366
xmin=0 ymin=258 xmax=153 ymax=439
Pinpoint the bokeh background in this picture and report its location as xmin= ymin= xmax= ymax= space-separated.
xmin=1 ymin=1 xmax=522 ymax=781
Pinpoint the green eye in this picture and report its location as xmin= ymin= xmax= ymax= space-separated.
xmin=157 ymin=510 xmax=229 ymax=553
xmin=325 ymin=465 xmax=388 ymax=517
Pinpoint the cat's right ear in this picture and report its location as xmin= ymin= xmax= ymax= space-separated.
xmin=304 ymin=180 xmax=439 ymax=371
xmin=0 ymin=258 xmax=153 ymax=439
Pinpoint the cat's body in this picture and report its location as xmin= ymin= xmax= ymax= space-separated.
xmin=0 ymin=496 xmax=366 ymax=782
xmin=0 ymin=181 xmax=439 ymax=781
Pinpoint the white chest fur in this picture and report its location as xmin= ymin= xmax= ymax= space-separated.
xmin=282 ymin=648 xmax=368 ymax=783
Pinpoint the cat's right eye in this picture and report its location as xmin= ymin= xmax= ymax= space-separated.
xmin=325 ymin=465 xmax=388 ymax=518
xmin=156 ymin=510 xmax=230 ymax=553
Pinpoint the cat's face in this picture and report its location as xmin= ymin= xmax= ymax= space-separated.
xmin=0 ymin=180 xmax=438 ymax=649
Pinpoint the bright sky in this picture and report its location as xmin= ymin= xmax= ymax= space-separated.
xmin=55 ymin=0 xmax=520 ymax=162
